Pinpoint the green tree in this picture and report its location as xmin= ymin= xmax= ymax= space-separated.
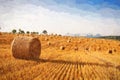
xmin=36 ymin=32 xmax=39 ymax=34
xmin=21 ymin=30 xmax=25 ymax=34
xmin=12 ymin=29 xmax=17 ymax=34
xmin=18 ymin=29 xmax=22 ymax=34
xmin=26 ymin=31 xmax=30 ymax=34
xmin=42 ymin=30 xmax=47 ymax=34
xmin=31 ymin=32 xmax=39 ymax=34
xmin=18 ymin=29 xmax=24 ymax=34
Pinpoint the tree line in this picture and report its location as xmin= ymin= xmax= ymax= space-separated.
xmin=98 ymin=36 xmax=120 ymax=41
xmin=12 ymin=29 xmax=47 ymax=34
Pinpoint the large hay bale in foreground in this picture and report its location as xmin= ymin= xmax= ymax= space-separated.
xmin=11 ymin=36 xmax=41 ymax=59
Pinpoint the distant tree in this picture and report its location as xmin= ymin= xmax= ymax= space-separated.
xmin=18 ymin=29 xmax=22 ymax=34
xmin=36 ymin=32 xmax=39 ymax=34
xmin=18 ymin=29 xmax=25 ymax=34
xmin=26 ymin=31 xmax=30 ymax=34
xmin=21 ymin=30 xmax=25 ymax=34
xmin=12 ymin=29 xmax=17 ymax=34
xmin=42 ymin=30 xmax=47 ymax=34
xmin=31 ymin=32 xmax=39 ymax=34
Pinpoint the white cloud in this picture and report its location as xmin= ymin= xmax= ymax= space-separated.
xmin=0 ymin=0 xmax=120 ymax=35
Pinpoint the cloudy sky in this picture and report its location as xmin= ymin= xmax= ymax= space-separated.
xmin=0 ymin=0 xmax=120 ymax=35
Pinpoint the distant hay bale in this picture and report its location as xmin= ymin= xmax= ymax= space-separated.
xmin=85 ymin=47 xmax=89 ymax=51
xmin=118 ymin=44 xmax=120 ymax=46
xmin=16 ymin=34 xmax=19 ymax=36
xmin=98 ymin=47 xmax=101 ymax=51
xmin=67 ymin=40 xmax=71 ymax=43
xmin=11 ymin=36 xmax=41 ymax=59
xmin=78 ymin=41 xmax=81 ymax=43
xmin=74 ymin=47 xmax=78 ymax=51
xmin=47 ymin=41 xmax=51 ymax=46
xmin=50 ymin=36 xmax=53 ymax=39
xmin=114 ymin=49 xmax=116 ymax=52
xmin=108 ymin=50 xmax=112 ymax=54
xmin=45 ymin=38 xmax=49 ymax=41
xmin=60 ymin=46 xmax=65 ymax=50
xmin=108 ymin=43 xmax=110 ymax=45
xmin=116 ymin=65 xmax=120 ymax=70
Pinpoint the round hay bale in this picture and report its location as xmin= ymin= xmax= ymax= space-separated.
xmin=85 ymin=47 xmax=89 ymax=51
xmin=118 ymin=44 xmax=120 ymax=46
xmin=11 ymin=36 xmax=41 ymax=59
xmin=78 ymin=41 xmax=81 ymax=43
xmin=108 ymin=50 xmax=112 ymax=54
xmin=114 ymin=49 xmax=116 ymax=52
xmin=60 ymin=46 xmax=65 ymax=50
xmin=45 ymin=38 xmax=49 ymax=41
xmin=67 ymin=40 xmax=71 ymax=43
xmin=74 ymin=47 xmax=78 ymax=51
xmin=47 ymin=41 xmax=51 ymax=46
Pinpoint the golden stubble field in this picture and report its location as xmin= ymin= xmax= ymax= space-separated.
xmin=0 ymin=33 xmax=120 ymax=80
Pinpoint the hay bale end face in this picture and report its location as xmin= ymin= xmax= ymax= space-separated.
xmin=11 ymin=36 xmax=41 ymax=59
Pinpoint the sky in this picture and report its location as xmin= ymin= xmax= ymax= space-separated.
xmin=0 ymin=0 xmax=120 ymax=35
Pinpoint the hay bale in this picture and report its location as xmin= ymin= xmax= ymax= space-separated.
xmin=118 ymin=44 xmax=120 ymax=46
xmin=47 ymin=41 xmax=51 ymax=46
xmin=85 ymin=47 xmax=89 ymax=51
xmin=45 ymin=38 xmax=49 ymax=41
xmin=60 ymin=46 xmax=65 ymax=50
xmin=113 ymin=49 xmax=116 ymax=52
xmin=78 ymin=41 xmax=81 ymax=43
xmin=74 ymin=47 xmax=78 ymax=51
xmin=11 ymin=36 xmax=41 ymax=59
xmin=67 ymin=40 xmax=71 ymax=43
xmin=108 ymin=50 xmax=112 ymax=54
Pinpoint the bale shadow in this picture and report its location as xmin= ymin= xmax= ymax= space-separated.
xmin=38 ymin=58 xmax=119 ymax=70
xmin=16 ymin=58 xmax=120 ymax=70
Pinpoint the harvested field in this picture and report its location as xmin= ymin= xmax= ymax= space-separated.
xmin=0 ymin=33 xmax=120 ymax=80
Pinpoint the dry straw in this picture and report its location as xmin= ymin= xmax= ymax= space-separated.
xmin=11 ymin=36 xmax=41 ymax=59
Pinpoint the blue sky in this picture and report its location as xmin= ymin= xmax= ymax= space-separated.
xmin=0 ymin=0 xmax=120 ymax=35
